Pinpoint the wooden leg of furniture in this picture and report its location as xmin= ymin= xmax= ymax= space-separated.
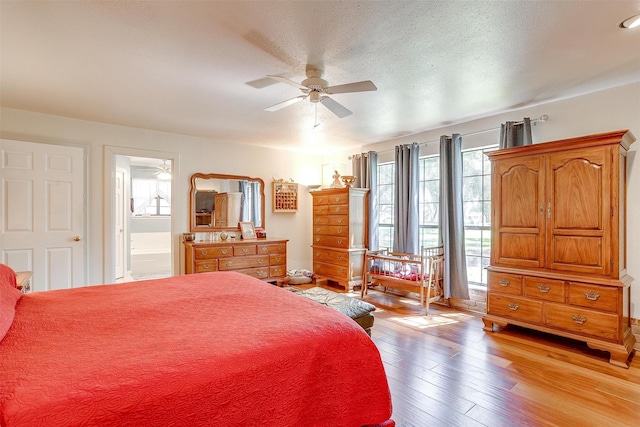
xmin=482 ymin=317 xmax=494 ymax=332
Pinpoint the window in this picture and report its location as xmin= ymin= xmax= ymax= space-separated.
xmin=462 ymin=146 xmax=496 ymax=285
xmin=374 ymin=144 xmax=497 ymax=286
xmin=131 ymin=177 xmax=171 ymax=216
xmin=377 ymin=163 xmax=395 ymax=250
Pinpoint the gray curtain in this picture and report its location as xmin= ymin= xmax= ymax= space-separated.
xmin=352 ymin=151 xmax=379 ymax=250
xmin=499 ymin=117 xmax=533 ymax=149
xmin=439 ymin=134 xmax=469 ymax=300
xmin=393 ymin=143 xmax=420 ymax=254
xmin=239 ymin=180 xmax=248 ymax=221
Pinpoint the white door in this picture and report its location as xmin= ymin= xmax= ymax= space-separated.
xmin=0 ymin=140 xmax=85 ymax=291
xmin=114 ymin=169 xmax=125 ymax=280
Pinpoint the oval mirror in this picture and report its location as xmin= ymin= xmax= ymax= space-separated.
xmin=189 ymin=173 xmax=265 ymax=232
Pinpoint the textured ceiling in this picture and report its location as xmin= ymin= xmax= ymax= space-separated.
xmin=1 ymin=1 xmax=639 ymax=154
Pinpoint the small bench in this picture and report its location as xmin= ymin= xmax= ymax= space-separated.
xmin=288 ymin=287 xmax=376 ymax=336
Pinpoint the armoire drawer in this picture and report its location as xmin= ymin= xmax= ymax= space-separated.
xmin=313 ymin=249 xmax=350 ymax=267
xmin=488 ymin=294 xmax=543 ymax=324
xmin=545 ymin=303 xmax=619 ymax=341
xmin=313 ymin=235 xmax=349 ymax=248
xmin=314 ymin=262 xmax=349 ymax=281
xmin=523 ymin=276 xmax=565 ymax=302
xmin=487 ymin=272 xmax=522 ymax=296
xmin=313 ymin=225 xmax=349 ymax=236
xmin=568 ymin=283 xmax=618 ymax=313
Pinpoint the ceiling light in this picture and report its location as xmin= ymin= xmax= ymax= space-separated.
xmin=620 ymin=13 xmax=640 ymax=28
xmin=157 ymin=171 xmax=171 ymax=180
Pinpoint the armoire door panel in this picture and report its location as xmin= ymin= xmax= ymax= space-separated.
xmin=546 ymin=148 xmax=610 ymax=274
xmin=492 ymin=156 xmax=545 ymax=268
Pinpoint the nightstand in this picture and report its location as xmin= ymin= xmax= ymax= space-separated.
xmin=16 ymin=271 xmax=32 ymax=293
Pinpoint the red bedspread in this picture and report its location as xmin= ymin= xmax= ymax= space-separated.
xmin=0 ymin=272 xmax=393 ymax=426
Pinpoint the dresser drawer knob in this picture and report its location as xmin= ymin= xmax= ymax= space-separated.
xmin=507 ymin=302 xmax=519 ymax=311
xmin=258 ymin=271 xmax=266 ymax=277
xmin=337 ymin=256 xmax=343 ymax=260
xmin=221 ymin=249 xmax=228 ymax=254
xmin=337 ymin=239 xmax=343 ymax=244
xmin=242 ymin=248 xmax=248 ymax=253
xmin=499 ymin=279 xmax=510 ymax=287
xmin=337 ymin=228 xmax=343 ymax=234
xmin=275 ymin=257 xmax=282 ymax=262
xmin=278 ymin=245 xmax=283 ymax=250
xmin=337 ymin=218 xmax=343 ymax=223
xmin=584 ymin=291 xmax=600 ymax=301
xmin=316 ymin=227 xmax=321 ymax=232
xmin=334 ymin=207 xmax=342 ymax=213
xmin=261 ymin=247 xmax=267 ymax=252
xmin=316 ymin=237 xmax=320 ymax=242
xmin=258 ymin=259 xmax=263 ymax=264
xmin=201 ymin=250 xmax=208 ymax=256
xmin=537 ymin=284 xmax=551 ymax=293
xmin=572 ymin=314 xmax=587 ymax=325
xmin=225 ymin=261 xmax=233 ymax=267
xmin=203 ymin=263 xmax=211 ymax=269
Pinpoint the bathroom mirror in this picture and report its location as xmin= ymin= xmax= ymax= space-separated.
xmin=189 ymin=173 xmax=265 ymax=232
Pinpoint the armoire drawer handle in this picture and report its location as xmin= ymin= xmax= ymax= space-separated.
xmin=537 ymin=284 xmax=551 ymax=293
xmin=334 ymin=207 xmax=342 ymax=213
xmin=337 ymin=239 xmax=343 ymax=244
xmin=337 ymin=256 xmax=343 ymax=260
xmin=278 ymin=245 xmax=283 ymax=250
xmin=337 ymin=218 xmax=343 ymax=223
xmin=316 ymin=227 xmax=321 ymax=232
xmin=572 ymin=314 xmax=587 ymax=325
xmin=584 ymin=291 xmax=600 ymax=301
xmin=337 ymin=228 xmax=343 ymax=234
xmin=507 ymin=303 xmax=519 ymax=311
xmin=499 ymin=279 xmax=510 ymax=287
xmin=274 ymin=257 xmax=282 ymax=262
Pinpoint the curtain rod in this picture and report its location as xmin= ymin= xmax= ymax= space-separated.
xmin=351 ymin=114 xmax=549 ymax=158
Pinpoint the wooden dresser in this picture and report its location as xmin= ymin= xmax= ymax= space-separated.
xmin=311 ymin=187 xmax=368 ymax=291
xmin=483 ymin=130 xmax=635 ymax=367
xmin=184 ymin=238 xmax=287 ymax=282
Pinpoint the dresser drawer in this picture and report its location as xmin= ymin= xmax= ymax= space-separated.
xmin=194 ymin=246 xmax=233 ymax=259
xmin=545 ymin=303 xmax=619 ymax=341
xmin=313 ymin=225 xmax=349 ymax=236
xmin=523 ymin=276 xmax=565 ymax=302
xmin=568 ymin=283 xmax=618 ymax=313
xmin=313 ymin=206 xmax=329 ymax=216
xmin=314 ymin=262 xmax=349 ymax=280
xmin=313 ymin=235 xmax=349 ymax=248
xmin=239 ymin=267 xmax=270 ymax=280
xmin=327 ymin=193 xmax=349 ymax=204
xmin=269 ymin=265 xmax=286 ymax=278
xmin=488 ymin=294 xmax=543 ymax=323
xmin=194 ymin=259 xmax=218 ymax=273
xmin=313 ymin=194 xmax=330 ymax=205
xmin=487 ymin=272 xmax=522 ymax=296
xmin=258 ymin=243 xmax=286 ymax=255
xmin=313 ymin=248 xmax=350 ymax=267
xmin=313 ymin=216 xmax=329 ymax=225
xmin=327 ymin=204 xmax=349 ymax=215
xmin=270 ymin=254 xmax=286 ymax=265
xmin=234 ymin=245 xmax=257 ymax=256
xmin=218 ymin=255 xmax=269 ymax=270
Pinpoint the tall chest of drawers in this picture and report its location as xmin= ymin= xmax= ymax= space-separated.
xmin=184 ymin=238 xmax=287 ymax=282
xmin=483 ymin=130 xmax=635 ymax=368
xmin=311 ymin=187 xmax=368 ymax=291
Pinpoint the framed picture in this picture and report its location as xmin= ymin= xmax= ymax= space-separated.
xmin=239 ymin=222 xmax=256 ymax=240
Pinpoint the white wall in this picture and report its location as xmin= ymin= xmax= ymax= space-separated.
xmin=339 ymin=81 xmax=640 ymax=319
xmin=0 ymin=108 xmax=323 ymax=285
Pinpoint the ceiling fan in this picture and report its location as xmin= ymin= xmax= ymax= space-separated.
xmin=155 ymin=160 xmax=171 ymax=180
xmin=263 ymin=68 xmax=377 ymax=118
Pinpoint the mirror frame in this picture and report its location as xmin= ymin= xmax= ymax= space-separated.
xmin=189 ymin=172 xmax=265 ymax=232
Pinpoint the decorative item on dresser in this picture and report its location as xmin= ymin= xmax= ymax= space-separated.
xmin=184 ymin=238 xmax=288 ymax=282
xmin=483 ymin=130 xmax=636 ymax=368
xmin=311 ymin=187 xmax=369 ymax=291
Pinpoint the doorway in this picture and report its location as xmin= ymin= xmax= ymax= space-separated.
xmin=104 ymin=147 xmax=179 ymax=284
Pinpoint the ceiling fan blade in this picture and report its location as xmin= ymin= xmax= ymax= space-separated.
xmin=265 ymin=95 xmax=308 ymax=112
xmin=266 ymin=75 xmax=308 ymax=91
xmin=325 ymin=80 xmax=377 ymax=94
xmin=320 ymin=96 xmax=352 ymax=118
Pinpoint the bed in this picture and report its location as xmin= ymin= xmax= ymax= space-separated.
xmin=0 ymin=264 xmax=393 ymax=427
xmin=362 ymin=245 xmax=444 ymax=314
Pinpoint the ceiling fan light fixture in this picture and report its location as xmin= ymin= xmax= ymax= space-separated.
xmin=310 ymin=91 xmax=320 ymax=103
xmin=620 ymin=13 xmax=640 ymax=28
xmin=157 ymin=170 xmax=171 ymax=180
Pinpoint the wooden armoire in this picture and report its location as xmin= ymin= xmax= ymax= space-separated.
xmin=311 ymin=187 xmax=369 ymax=291
xmin=483 ymin=130 xmax=636 ymax=367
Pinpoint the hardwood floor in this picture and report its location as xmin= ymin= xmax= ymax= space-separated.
xmin=333 ymin=286 xmax=640 ymax=426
